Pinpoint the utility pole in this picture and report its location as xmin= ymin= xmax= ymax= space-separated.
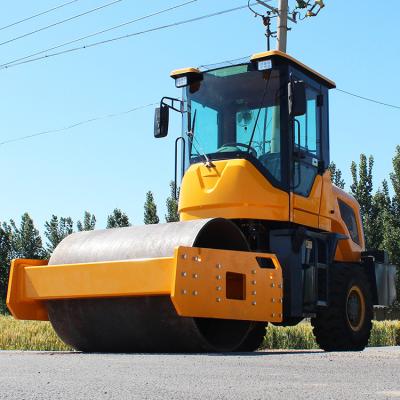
xmin=276 ymin=0 xmax=288 ymax=52
xmin=252 ymin=1 xmax=324 ymax=52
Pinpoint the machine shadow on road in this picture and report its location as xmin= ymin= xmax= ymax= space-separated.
xmin=62 ymin=350 xmax=324 ymax=357
xmin=206 ymin=350 xmax=324 ymax=357
xmin=39 ymin=350 xmax=324 ymax=357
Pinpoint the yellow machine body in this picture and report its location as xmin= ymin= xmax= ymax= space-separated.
xmin=180 ymin=159 xmax=364 ymax=263
xmin=180 ymin=159 xmax=289 ymax=222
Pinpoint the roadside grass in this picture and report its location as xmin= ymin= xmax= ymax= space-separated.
xmin=262 ymin=321 xmax=318 ymax=350
xmin=0 ymin=315 xmax=399 ymax=351
xmin=368 ymin=320 xmax=400 ymax=347
xmin=0 ymin=315 xmax=71 ymax=351
xmin=261 ymin=320 xmax=400 ymax=350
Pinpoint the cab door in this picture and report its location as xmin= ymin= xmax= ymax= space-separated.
xmin=291 ymin=82 xmax=323 ymax=229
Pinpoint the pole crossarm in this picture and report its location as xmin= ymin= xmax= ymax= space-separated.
xmin=255 ymin=0 xmax=297 ymax=23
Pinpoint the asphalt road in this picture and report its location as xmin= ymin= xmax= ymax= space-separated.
xmin=0 ymin=347 xmax=399 ymax=400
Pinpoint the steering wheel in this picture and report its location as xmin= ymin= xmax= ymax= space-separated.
xmin=220 ymin=142 xmax=258 ymax=158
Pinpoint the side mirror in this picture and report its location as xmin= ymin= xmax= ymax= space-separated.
xmin=154 ymin=104 xmax=169 ymax=138
xmin=289 ymin=80 xmax=307 ymax=117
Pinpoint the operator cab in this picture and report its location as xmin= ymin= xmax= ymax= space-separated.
xmin=155 ymin=51 xmax=335 ymax=196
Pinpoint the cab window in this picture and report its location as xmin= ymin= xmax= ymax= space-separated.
xmin=338 ymin=199 xmax=360 ymax=245
xmin=294 ymin=87 xmax=320 ymax=158
xmin=293 ymin=85 xmax=322 ymax=197
xmin=236 ymin=105 xmax=281 ymax=182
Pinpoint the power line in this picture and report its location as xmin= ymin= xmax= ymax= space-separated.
xmin=335 ymin=88 xmax=400 ymax=110
xmin=0 ymin=0 xmax=81 ymax=32
xmin=2 ymin=86 xmax=397 ymax=147
xmin=199 ymin=55 xmax=400 ymax=111
xmin=0 ymin=103 xmax=157 ymax=147
xmin=0 ymin=0 xmax=198 ymax=69
xmin=2 ymin=50 xmax=398 ymax=147
xmin=1 ymin=3 xmax=256 ymax=70
xmin=198 ymin=55 xmax=251 ymax=70
xmin=1 ymin=86 xmax=398 ymax=147
xmin=0 ymin=0 xmax=123 ymax=47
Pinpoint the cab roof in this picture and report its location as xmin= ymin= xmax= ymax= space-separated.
xmin=171 ymin=50 xmax=336 ymax=89
xmin=251 ymin=50 xmax=336 ymax=89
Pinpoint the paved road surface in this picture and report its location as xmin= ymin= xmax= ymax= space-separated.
xmin=0 ymin=347 xmax=399 ymax=399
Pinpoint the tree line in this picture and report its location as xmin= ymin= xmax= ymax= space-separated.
xmin=1 ymin=146 xmax=400 ymax=313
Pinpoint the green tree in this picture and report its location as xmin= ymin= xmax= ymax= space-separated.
xmin=369 ymin=180 xmax=391 ymax=251
xmin=144 ymin=191 xmax=159 ymax=224
xmin=328 ymin=162 xmax=345 ymax=189
xmin=350 ymin=154 xmax=374 ymax=217
xmin=0 ymin=222 xmax=13 ymax=313
xmin=44 ymin=215 xmax=73 ymax=255
xmin=385 ymin=146 xmax=400 ymax=306
xmin=390 ymin=145 xmax=400 ymax=226
xmin=165 ymin=181 xmax=180 ymax=223
xmin=10 ymin=213 xmax=44 ymax=259
xmin=350 ymin=154 xmax=377 ymax=249
xmin=107 ymin=208 xmax=131 ymax=228
xmin=77 ymin=211 xmax=96 ymax=231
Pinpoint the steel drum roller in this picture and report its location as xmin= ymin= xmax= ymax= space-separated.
xmin=47 ymin=218 xmax=266 ymax=352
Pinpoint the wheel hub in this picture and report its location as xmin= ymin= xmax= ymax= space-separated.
xmin=346 ymin=285 xmax=365 ymax=332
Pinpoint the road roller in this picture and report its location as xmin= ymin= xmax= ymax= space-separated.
xmin=7 ymin=50 xmax=397 ymax=352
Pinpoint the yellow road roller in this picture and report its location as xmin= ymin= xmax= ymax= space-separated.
xmin=7 ymin=50 xmax=397 ymax=352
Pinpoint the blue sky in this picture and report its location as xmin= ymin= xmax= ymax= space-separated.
xmin=0 ymin=0 xmax=399 ymax=234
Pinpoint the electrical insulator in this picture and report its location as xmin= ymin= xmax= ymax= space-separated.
xmin=296 ymin=0 xmax=308 ymax=9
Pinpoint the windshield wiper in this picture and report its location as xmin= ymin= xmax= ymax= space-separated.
xmin=187 ymin=109 xmax=215 ymax=168
xmin=247 ymin=76 xmax=272 ymax=153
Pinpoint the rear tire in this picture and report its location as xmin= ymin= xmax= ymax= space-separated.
xmin=311 ymin=264 xmax=373 ymax=351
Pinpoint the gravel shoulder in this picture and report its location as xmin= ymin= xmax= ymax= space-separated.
xmin=0 ymin=347 xmax=399 ymax=400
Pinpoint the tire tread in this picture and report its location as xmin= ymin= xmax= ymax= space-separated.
xmin=311 ymin=264 xmax=373 ymax=351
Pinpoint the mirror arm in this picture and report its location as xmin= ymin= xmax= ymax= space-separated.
xmin=161 ymin=96 xmax=184 ymax=114
xmin=154 ymin=95 xmax=185 ymax=139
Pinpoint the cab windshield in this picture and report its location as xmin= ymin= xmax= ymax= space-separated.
xmin=185 ymin=64 xmax=283 ymax=182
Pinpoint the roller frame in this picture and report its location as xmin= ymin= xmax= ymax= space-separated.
xmin=7 ymin=246 xmax=283 ymax=323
